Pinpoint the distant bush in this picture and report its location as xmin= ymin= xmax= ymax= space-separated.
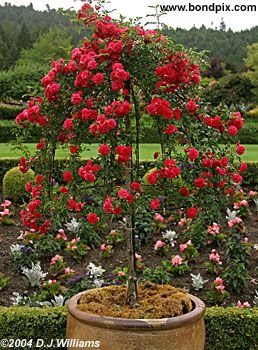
xmin=0 ymin=64 xmax=46 ymax=102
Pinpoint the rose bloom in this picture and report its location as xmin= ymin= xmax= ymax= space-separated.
xmin=236 ymin=144 xmax=245 ymax=155
xmin=150 ymin=199 xmax=160 ymax=210
xmin=63 ymin=171 xmax=73 ymax=182
xmin=187 ymin=207 xmax=197 ymax=218
xmin=70 ymin=145 xmax=78 ymax=154
xmin=98 ymin=143 xmax=110 ymax=156
xmin=187 ymin=147 xmax=199 ymax=162
xmin=87 ymin=212 xmax=99 ymax=225
xmin=131 ymin=182 xmax=141 ymax=191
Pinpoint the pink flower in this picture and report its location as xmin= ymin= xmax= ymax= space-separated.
xmin=171 ymin=255 xmax=182 ymax=266
xmin=135 ymin=254 xmax=142 ymax=261
xmin=214 ymin=277 xmax=225 ymax=293
xmin=117 ymin=271 xmax=125 ymax=277
xmin=154 ymin=213 xmax=164 ymax=222
xmin=100 ymin=244 xmax=106 ymax=251
xmin=207 ymin=223 xmax=220 ymax=236
xmin=248 ymin=191 xmax=257 ymax=196
xmin=154 ymin=240 xmax=165 ymax=250
xmin=50 ymin=255 xmax=63 ymax=265
xmin=180 ymin=240 xmax=191 ymax=252
xmin=209 ymin=249 xmax=222 ymax=265
xmin=1 ymin=200 xmax=12 ymax=208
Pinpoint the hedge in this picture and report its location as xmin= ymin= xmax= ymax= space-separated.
xmin=0 ymin=306 xmax=257 ymax=350
xmin=0 ymin=123 xmax=258 ymax=143
xmin=0 ymin=104 xmax=24 ymax=121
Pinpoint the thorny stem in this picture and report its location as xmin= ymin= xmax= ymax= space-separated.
xmin=131 ymin=84 xmax=140 ymax=178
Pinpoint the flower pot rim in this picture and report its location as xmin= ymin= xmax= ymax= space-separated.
xmin=67 ymin=289 xmax=206 ymax=331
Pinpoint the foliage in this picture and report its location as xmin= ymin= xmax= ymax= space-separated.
xmin=0 ymin=273 xmax=9 ymax=291
xmin=21 ymin=262 xmax=47 ymax=287
xmin=201 ymin=74 xmax=256 ymax=109
xmin=16 ymin=27 xmax=73 ymax=67
xmin=0 ymin=64 xmax=46 ymax=102
xmin=245 ymin=41 xmax=258 ymax=100
xmin=3 ymin=166 xmax=35 ymax=202
xmin=0 ymin=307 xmax=257 ymax=350
xmin=141 ymin=266 xmax=171 ymax=284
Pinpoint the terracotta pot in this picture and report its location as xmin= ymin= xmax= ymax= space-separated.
xmin=67 ymin=290 xmax=205 ymax=350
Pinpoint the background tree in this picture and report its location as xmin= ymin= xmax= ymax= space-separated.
xmin=245 ymin=42 xmax=258 ymax=101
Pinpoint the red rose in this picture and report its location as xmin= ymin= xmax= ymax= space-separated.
xmin=228 ymin=125 xmax=238 ymax=136
xmin=186 ymin=100 xmax=198 ymax=114
xmin=232 ymin=174 xmax=243 ymax=184
xmin=70 ymin=145 xmax=78 ymax=154
xmin=180 ymin=186 xmax=189 ymax=197
xmin=63 ymin=171 xmax=73 ymax=182
xmin=71 ymin=92 xmax=83 ymax=105
xmin=131 ymin=182 xmax=141 ymax=191
xmin=187 ymin=147 xmax=199 ymax=162
xmin=87 ymin=213 xmax=99 ymax=225
xmin=187 ymin=207 xmax=197 ymax=218
xmin=239 ymin=163 xmax=248 ymax=173
xmin=98 ymin=144 xmax=111 ymax=156
xmin=92 ymin=73 xmax=104 ymax=85
xmin=35 ymin=175 xmax=44 ymax=184
xmin=63 ymin=118 xmax=73 ymax=130
xmin=236 ymin=144 xmax=245 ymax=155
xmin=150 ymin=199 xmax=160 ymax=210
xmin=194 ymin=178 xmax=206 ymax=188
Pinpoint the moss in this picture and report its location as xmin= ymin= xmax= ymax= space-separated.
xmin=3 ymin=166 xmax=35 ymax=202
xmin=78 ymin=283 xmax=192 ymax=319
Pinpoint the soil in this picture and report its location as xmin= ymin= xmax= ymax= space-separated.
xmin=0 ymin=188 xmax=257 ymax=308
xmin=78 ymin=283 xmax=192 ymax=319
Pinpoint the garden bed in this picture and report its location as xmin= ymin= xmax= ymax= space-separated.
xmin=0 ymin=187 xmax=257 ymax=308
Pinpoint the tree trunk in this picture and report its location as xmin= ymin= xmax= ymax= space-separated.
xmin=124 ymin=81 xmax=138 ymax=308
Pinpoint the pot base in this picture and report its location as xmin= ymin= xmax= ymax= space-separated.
xmin=67 ymin=290 xmax=205 ymax=350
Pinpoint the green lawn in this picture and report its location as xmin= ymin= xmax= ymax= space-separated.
xmin=0 ymin=143 xmax=257 ymax=162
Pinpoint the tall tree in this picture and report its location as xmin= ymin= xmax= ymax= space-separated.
xmin=245 ymin=42 xmax=258 ymax=100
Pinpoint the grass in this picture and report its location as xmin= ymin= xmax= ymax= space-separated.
xmin=0 ymin=143 xmax=258 ymax=162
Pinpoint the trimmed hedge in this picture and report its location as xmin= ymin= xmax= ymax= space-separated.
xmin=1 ymin=123 xmax=258 ymax=143
xmin=0 ymin=306 xmax=257 ymax=350
xmin=0 ymin=104 xmax=24 ymax=121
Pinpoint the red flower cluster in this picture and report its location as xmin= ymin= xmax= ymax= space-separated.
xmin=98 ymin=144 xmax=111 ymax=156
xmin=146 ymin=97 xmax=172 ymax=120
xmin=115 ymin=145 xmax=132 ymax=163
xmin=117 ymin=189 xmax=133 ymax=203
xmin=90 ymin=115 xmax=117 ymax=135
xmin=110 ymin=63 xmax=130 ymax=91
xmin=16 ymin=101 xmax=46 ymax=128
xmin=103 ymin=196 xmax=122 ymax=215
xmin=147 ymin=159 xmax=180 ymax=184
xmin=87 ymin=212 xmax=99 ymax=225
xmin=105 ymin=100 xmax=131 ymax=118
xmin=68 ymin=198 xmax=84 ymax=212
xmin=227 ymin=112 xmax=244 ymax=136
xmin=78 ymin=160 xmax=100 ymax=182
xmin=155 ymin=52 xmax=200 ymax=93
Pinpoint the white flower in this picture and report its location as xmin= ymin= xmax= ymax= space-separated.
xmin=65 ymin=218 xmax=81 ymax=233
xmin=93 ymin=279 xmax=104 ymax=288
xmin=10 ymin=244 xmax=24 ymax=254
xmin=87 ymin=262 xmax=105 ymax=279
xmin=21 ymin=262 xmax=47 ymax=287
xmin=253 ymin=290 xmax=258 ymax=306
xmin=191 ymin=273 xmax=208 ymax=291
xmin=162 ymin=230 xmax=177 ymax=246
xmin=10 ymin=292 xmax=25 ymax=305
xmin=253 ymin=199 xmax=258 ymax=210
xmin=226 ymin=208 xmax=239 ymax=221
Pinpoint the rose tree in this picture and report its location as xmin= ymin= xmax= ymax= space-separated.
xmin=16 ymin=2 xmax=246 ymax=308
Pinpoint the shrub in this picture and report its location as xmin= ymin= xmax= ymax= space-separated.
xmin=0 ymin=104 xmax=24 ymax=120
xmin=3 ymin=167 xmax=35 ymax=201
xmin=0 ymin=307 xmax=257 ymax=350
